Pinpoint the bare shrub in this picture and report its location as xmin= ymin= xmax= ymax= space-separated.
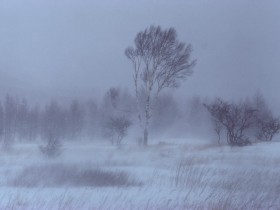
xmin=39 ymin=101 xmax=64 ymax=157
xmin=204 ymin=98 xmax=257 ymax=146
xmin=253 ymin=92 xmax=280 ymax=141
xmin=256 ymin=116 xmax=280 ymax=141
xmin=103 ymin=116 xmax=132 ymax=146
xmin=205 ymin=94 xmax=280 ymax=145
xmin=11 ymin=164 xmax=141 ymax=187
xmin=39 ymin=137 xmax=62 ymax=158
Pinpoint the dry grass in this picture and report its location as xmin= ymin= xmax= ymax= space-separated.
xmin=0 ymin=140 xmax=280 ymax=209
xmin=172 ymin=154 xmax=280 ymax=209
xmin=10 ymin=163 xmax=142 ymax=188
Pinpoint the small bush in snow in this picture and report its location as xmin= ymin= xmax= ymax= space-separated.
xmin=39 ymin=137 xmax=62 ymax=158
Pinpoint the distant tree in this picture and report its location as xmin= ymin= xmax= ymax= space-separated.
xmin=151 ymin=94 xmax=180 ymax=134
xmin=185 ymin=96 xmax=211 ymax=136
xmin=103 ymin=116 xmax=132 ymax=146
xmin=40 ymin=101 xmax=64 ymax=157
xmin=187 ymin=96 xmax=204 ymax=125
xmin=85 ymin=99 xmax=99 ymax=139
xmin=27 ymin=105 xmax=40 ymax=141
xmin=100 ymin=88 xmax=121 ymax=129
xmin=108 ymin=87 xmax=119 ymax=109
xmin=125 ymin=25 xmax=196 ymax=146
xmin=67 ymin=100 xmax=84 ymax=139
xmin=100 ymin=87 xmax=134 ymax=145
xmin=16 ymin=98 xmax=29 ymax=140
xmin=256 ymin=116 xmax=280 ymax=141
xmin=213 ymin=119 xmax=223 ymax=145
xmin=252 ymin=92 xmax=271 ymax=120
xmin=0 ymin=103 xmax=4 ymax=142
xmin=205 ymin=98 xmax=257 ymax=146
xmin=3 ymin=94 xmax=18 ymax=150
xmin=252 ymin=92 xmax=280 ymax=141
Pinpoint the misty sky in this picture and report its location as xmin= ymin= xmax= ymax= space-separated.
xmin=0 ymin=0 xmax=280 ymax=108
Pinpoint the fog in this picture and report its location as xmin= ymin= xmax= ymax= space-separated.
xmin=1 ymin=1 xmax=280 ymax=208
xmin=0 ymin=0 xmax=279 ymax=109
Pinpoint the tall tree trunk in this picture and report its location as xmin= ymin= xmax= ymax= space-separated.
xmin=143 ymin=89 xmax=151 ymax=147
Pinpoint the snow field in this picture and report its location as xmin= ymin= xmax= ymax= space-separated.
xmin=0 ymin=139 xmax=278 ymax=209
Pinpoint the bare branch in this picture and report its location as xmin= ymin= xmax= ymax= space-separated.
xmin=125 ymin=25 xmax=195 ymax=146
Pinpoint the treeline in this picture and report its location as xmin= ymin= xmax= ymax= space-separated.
xmin=0 ymin=89 xmax=278 ymax=151
xmin=0 ymin=88 xmax=204 ymax=147
xmin=0 ymin=94 xmax=86 ymax=149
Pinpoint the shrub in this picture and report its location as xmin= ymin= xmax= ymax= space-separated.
xmin=39 ymin=137 xmax=62 ymax=158
xmin=256 ymin=116 xmax=280 ymax=141
xmin=103 ymin=116 xmax=132 ymax=146
xmin=204 ymin=98 xmax=256 ymax=146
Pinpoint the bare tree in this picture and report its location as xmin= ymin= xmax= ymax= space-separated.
xmin=100 ymin=87 xmax=134 ymax=145
xmin=103 ymin=116 xmax=132 ymax=146
xmin=151 ymin=94 xmax=180 ymax=134
xmin=205 ymin=98 xmax=257 ymax=146
xmin=257 ymin=117 xmax=280 ymax=141
xmin=213 ymin=119 xmax=223 ymax=145
xmin=15 ymin=98 xmax=29 ymax=140
xmin=3 ymin=94 xmax=18 ymax=150
xmin=252 ymin=92 xmax=280 ymax=141
xmin=67 ymin=100 xmax=84 ymax=140
xmin=125 ymin=25 xmax=196 ymax=146
xmin=27 ymin=105 xmax=40 ymax=141
xmin=40 ymin=101 xmax=64 ymax=157
xmin=85 ymin=99 xmax=99 ymax=139
xmin=0 ymin=103 xmax=3 ymax=143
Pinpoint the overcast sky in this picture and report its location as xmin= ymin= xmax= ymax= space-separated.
xmin=0 ymin=0 xmax=280 ymax=108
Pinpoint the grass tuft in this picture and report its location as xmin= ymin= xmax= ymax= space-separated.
xmin=10 ymin=164 xmax=142 ymax=188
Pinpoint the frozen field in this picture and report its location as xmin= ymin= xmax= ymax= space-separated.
xmin=0 ymin=138 xmax=279 ymax=209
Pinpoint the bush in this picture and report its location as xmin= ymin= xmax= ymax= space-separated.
xmin=256 ymin=116 xmax=280 ymax=141
xmin=253 ymin=93 xmax=280 ymax=141
xmin=39 ymin=137 xmax=62 ymax=158
xmin=205 ymin=95 xmax=280 ymax=146
xmin=103 ymin=116 xmax=132 ymax=146
xmin=204 ymin=98 xmax=256 ymax=146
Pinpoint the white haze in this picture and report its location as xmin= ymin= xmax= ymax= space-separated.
xmin=0 ymin=1 xmax=280 ymax=209
xmin=0 ymin=0 xmax=280 ymax=110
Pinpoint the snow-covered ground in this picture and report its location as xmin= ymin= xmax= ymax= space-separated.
xmin=0 ymin=138 xmax=279 ymax=209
